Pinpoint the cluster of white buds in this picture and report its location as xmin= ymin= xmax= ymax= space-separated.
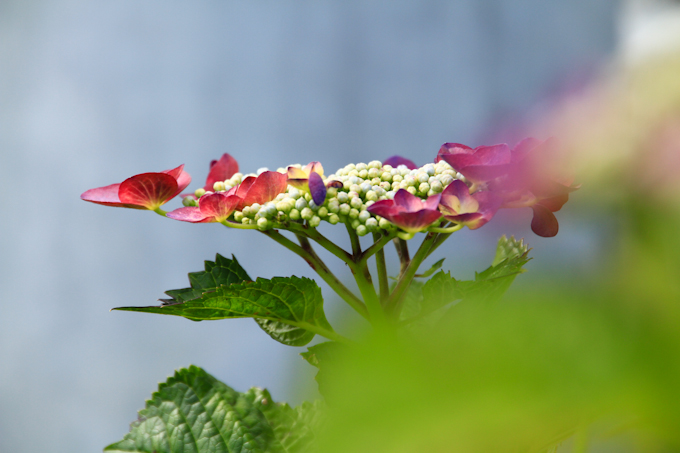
xmin=181 ymin=160 xmax=465 ymax=233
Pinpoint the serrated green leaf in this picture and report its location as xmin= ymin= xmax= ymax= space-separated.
xmin=403 ymin=237 xmax=532 ymax=323
xmin=114 ymin=276 xmax=333 ymax=346
xmin=301 ymin=342 xmax=348 ymax=398
xmin=254 ymin=318 xmax=316 ymax=347
xmin=105 ymin=366 xmax=321 ymax=453
xmin=163 ymin=254 xmax=251 ymax=305
xmin=414 ymin=258 xmax=445 ymax=278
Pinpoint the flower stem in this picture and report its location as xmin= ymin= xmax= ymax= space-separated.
xmin=345 ymin=223 xmax=362 ymax=257
xmin=360 ymin=231 xmax=396 ymax=265
xmin=293 ymin=321 xmax=356 ymax=345
xmin=387 ymin=232 xmax=438 ymax=319
xmin=220 ymin=220 xmax=260 ymax=230
xmin=372 ymin=233 xmax=390 ymax=305
xmin=153 ymin=207 xmax=168 ymax=217
xmin=261 ymin=229 xmax=370 ymax=320
xmin=428 ymin=224 xmax=463 ymax=234
xmin=394 ymin=238 xmax=411 ymax=279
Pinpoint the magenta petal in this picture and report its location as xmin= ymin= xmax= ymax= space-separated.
xmin=474 ymin=144 xmax=511 ymax=166
xmin=308 ymin=172 xmax=327 ymax=205
xmin=198 ymin=193 xmax=240 ymax=220
xmin=510 ymin=137 xmax=542 ymax=163
xmin=436 ymin=143 xmax=473 ymax=163
xmin=367 ymin=200 xmax=396 ymax=219
xmin=393 ymin=210 xmax=442 ymax=233
xmin=394 ymin=189 xmax=425 ymax=212
xmin=422 ymin=193 xmax=442 ymax=210
xmin=166 ymin=207 xmax=214 ymax=223
xmin=531 ymin=204 xmax=559 ymax=237
xmin=204 ymin=154 xmax=239 ymax=191
xmin=458 ymin=164 xmax=512 ymax=183
xmin=237 ymin=171 xmax=288 ymax=209
xmin=80 ymin=183 xmax=142 ymax=208
xmin=119 ymin=173 xmax=178 ymax=209
xmin=384 ymin=155 xmax=417 ymax=169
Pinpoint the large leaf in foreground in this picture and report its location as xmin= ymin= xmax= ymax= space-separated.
xmin=401 ymin=236 xmax=531 ymax=323
xmin=114 ymin=276 xmax=333 ymax=345
xmin=105 ymin=366 xmax=321 ymax=453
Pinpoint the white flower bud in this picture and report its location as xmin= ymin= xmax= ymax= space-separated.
xmin=256 ymin=167 xmax=269 ymax=175
xmin=339 ymin=203 xmax=351 ymax=215
xmin=242 ymin=206 xmax=252 ymax=217
xmin=404 ymin=175 xmax=416 ymax=186
xmin=368 ymin=160 xmax=382 ymax=169
xmin=440 ymin=174 xmax=454 ymax=186
xmin=327 ymin=187 xmax=338 ymax=198
xmin=309 ymin=216 xmax=321 ymax=228
xmin=242 ymin=217 xmax=253 ymax=225
xmin=356 ymin=163 xmax=367 ymax=171
xmin=386 ymin=191 xmax=396 ymax=199
xmin=295 ymin=198 xmax=307 ymax=210
xmin=348 ymin=169 xmax=359 ymax=177
xmin=379 ymin=218 xmax=392 ymax=229
xmin=308 ymin=200 xmax=319 ymax=211
xmin=358 ymin=210 xmax=371 ymax=223
xmin=358 ymin=169 xmax=368 ymax=179
xmin=383 ymin=164 xmax=394 ymax=172
xmin=234 ymin=211 xmax=244 ymax=222
xmin=337 ymin=191 xmax=349 ymax=203
xmin=288 ymin=187 xmax=301 ymax=199
xmin=365 ymin=190 xmax=378 ymax=202
xmin=423 ymin=164 xmax=435 ymax=176
xmin=301 ymin=207 xmax=314 ymax=220
xmin=343 ymin=180 xmax=352 ymax=190
xmin=350 ymin=197 xmax=363 ymax=209
xmin=350 ymin=184 xmax=362 ymax=194
xmin=417 ymin=172 xmax=429 ymax=183
xmin=194 ymin=188 xmax=206 ymax=198
xmin=368 ymin=168 xmax=381 ymax=179
xmin=257 ymin=217 xmax=269 ymax=230
xmin=406 ymin=186 xmax=417 ymax=195
xmin=328 ymin=213 xmax=340 ymax=224
xmin=392 ymin=174 xmax=403 ymax=183
xmin=356 ymin=225 xmax=368 ymax=236
xmin=349 ymin=208 xmax=359 ymax=219
xmin=365 ymin=217 xmax=378 ymax=231
xmin=430 ymin=180 xmax=443 ymax=193
xmin=304 ymin=193 xmax=312 ymax=202
xmin=381 ymin=172 xmax=392 ymax=182
xmin=419 ymin=182 xmax=430 ymax=193
xmin=213 ymin=181 xmax=226 ymax=192
xmin=289 ymin=209 xmax=301 ymax=220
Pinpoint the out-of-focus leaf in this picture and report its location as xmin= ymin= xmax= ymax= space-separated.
xmin=105 ymin=366 xmax=321 ymax=453
xmin=301 ymin=341 xmax=348 ymax=397
xmin=114 ymin=276 xmax=333 ymax=346
xmin=414 ymin=258 xmax=445 ymax=278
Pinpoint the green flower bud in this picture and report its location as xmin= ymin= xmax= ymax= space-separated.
xmin=308 ymin=200 xmax=319 ymax=211
xmin=356 ymin=162 xmax=367 ymax=171
xmin=339 ymin=203 xmax=351 ymax=215
xmin=295 ymin=198 xmax=307 ymax=210
xmin=327 ymin=187 xmax=338 ymax=198
xmin=417 ymin=172 xmax=429 ymax=184
xmin=368 ymin=167 xmax=381 ymax=179
xmin=328 ymin=213 xmax=340 ymax=224
xmin=406 ymin=186 xmax=417 ymax=195
xmin=213 ymin=181 xmax=226 ymax=192
xmin=379 ymin=218 xmax=392 ymax=229
xmin=242 ymin=206 xmax=252 ymax=217
xmin=301 ymin=207 xmax=314 ymax=220
xmin=242 ymin=217 xmax=253 ymax=225
xmin=182 ymin=197 xmax=196 ymax=207
xmin=381 ymin=172 xmax=393 ymax=182
xmin=418 ymin=182 xmax=430 ymax=193
xmin=250 ymin=203 xmax=261 ymax=212
xmin=328 ymin=200 xmax=340 ymax=213
xmin=289 ymin=208 xmax=301 ymax=220
xmin=358 ymin=210 xmax=371 ymax=223
xmin=382 ymin=164 xmax=394 ymax=172
xmin=349 ymin=208 xmax=359 ymax=219
xmin=364 ymin=190 xmax=378 ymax=202
xmin=257 ymin=218 xmax=269 ymax=230
xmin=440 ymin=174 xmax=454 ymax=186
xmin=404 ymin=175 xmax=416 ymax=186
xmin=343 ymin=180 xmax=352 ymax=190
xmin=337 ymin=191 xmax=349 ymax=203
xmin=276 ymin=201 xmax=291 ymax=213
xmin=194 ymin=188 xmax=206 ymax=198
xmin=430 ymin=180 xmax=443 ymax=193
xmin=234 ymin=211 xmax=244 ymax=222
xmin=368 ymin=160 xmax=382 ymax=169
xmin=317 ymin=207 xmax=328 ymax=218
xmin=365 ymin=217 xmax=378 ymax=231
xmin=392 ymin=174 xmax=403 ymax=183
xmin=351 ymin=219 xmax=361 ymax=229
xmin=304 ymin=193 xmax=312 ymax=202
xmin=358 ymin=169 xmax=368 ymax=179
xmin=356 ymin=225 xmax=368 ymax=236
xmin=350 ymin=197 xmax=363 ymax=209
xmin=309 ymin=216 xmax=321 ymax=228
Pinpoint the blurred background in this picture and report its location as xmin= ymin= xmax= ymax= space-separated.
xmin=2 ymin=0 xmax=680 ymax=451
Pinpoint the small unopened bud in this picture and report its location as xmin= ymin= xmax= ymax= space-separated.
xmin=301 ymin=207 xmax=314 ymax=220
xmin=317 ymin=207 xmax=328 ymax=218
xmin=358 ymin=210 xmax=371 ymax=223
xmin=194 ymin=188 xmax=206 ymax=198
xmin=328 ymin=200 xmax=340 ymax=213
xmin=365 ymin=217 xmax=378 ymax=231
xmin=257 ymin=218 xmax=269 ymax=230
xmin=350 ymin=197 xmax=363 ymax=209
xmin=295 ymin=198 xmax=307 ymax=210
xmin=349 ymin=208 xmax=359 ymax=219
xmin=289 ymin=209 xmax=301 ymax=220
xmin=337 ymin=192 xmax=349 ymax=203
xmin=379 ymin=218 xmax=392 ymax=229
xmin=356 ymin=225 xmax=368 ymax=236
xmin=365 ymin=190 xmax=378 ymax=202
xmin=430 ymin=180 xmax=443 ymax=193
xmin=327 ymin=187 xmax=338 ymax=198
xmin=308 ymin=216 xmax=321 ymax=228
xmin=339 ymin=203 xmax=351 ymax=215
xmin=213 ymin=181 xmax=226 ymax=192
xmin=381 ymin=172 xmax=393 ymax=182
xmin=182 ymin=197 xmax=196 ymax=207
xmin=406 ymin=186 xmax=417 ymax=195
xmin=351 ymin=219 xmax=361 ymax=229
xmin=418 ymin=182 xmax=430 ymax=194
xmin=328 ymin=213 xmax=340 ymax=224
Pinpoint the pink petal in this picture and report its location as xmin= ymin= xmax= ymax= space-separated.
xmin=308 ymin=172 xmax=327 ymax=205
xmin=536 ymin=194 xmax=569 ymax=212
xmin=233 ymin=176 xmax=257 ymax=199
xmin=81 ymin=183 xmax=145 ymax=209
xmin=119 ymin=173 xmax=179 ymax=209
xmin=366 ymin=199 xmax=397 ymax=219
xmin=383 ymin=155 xmax=417 ymax=169
xmin=474 ymin=144 xmax=511 ymax=166
xmin=203 ymin=154 xmax=238 ymax=191
xmin=166 ymin=207 xmax=214 ymax=223
xmin=393 ymin=209 xmax=442 ymax=233
xmin=198 ymin=193 xmax=240 ymax=221
xmin=531 ymin=204 xmax=559 ymax=237
xmin=393 ymin=189 xmax=425 ymax=212
xmin=237 ymin=171 xmax=288 ymax=209
xmin=510 ymin=137 xmax=542 ymax=163
xmin=422 ymin=193 xmax=442 ymax=211
xmin=435 ymin=143 xmax=473 ymax=163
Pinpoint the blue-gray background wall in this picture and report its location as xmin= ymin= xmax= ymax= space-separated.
xmin=0 ymin=2 xmax=617 ymax=451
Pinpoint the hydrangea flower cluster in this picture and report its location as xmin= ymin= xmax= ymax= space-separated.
xmin=81 ymin=138 xmax=577 ymax=238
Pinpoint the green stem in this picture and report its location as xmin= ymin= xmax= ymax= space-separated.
xmin=372 ymin=232 xmax=390 ymax=304
xmin=294 ymin=321 xmax=356 ymax=345
xmin=394 ymin=238 xmax=411 ymax=279
xmin=352 ymin=264 xmax=386 ymax=327
xmin=221 ymin=220 xmax=260 ymax=230
xmin=153 ymin=207 xmax=168 ymax=217
xmin=387 ymin=232 xmax=438 ymax=319
xmin=360 ymin=231 xmax=396 ymax=265
xmin=428 ymin=224 xmax=463 ymax=234
xmin=346 ymin=223 xmax=362 ymax=257
xmin=290 ymin=223 xmax=354 ymax=266
xmin=261 ymin=230 xmax=369 ymax=320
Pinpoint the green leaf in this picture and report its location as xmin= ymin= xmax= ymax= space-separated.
xmin=301 ymin=342 xmax=348 ymax=398
xmin=162 ymin=254 xmax=252 ymax=305
xmin=105 ymin=366 xmax=322 ymax=453
xmin=404 ymin=236 xmax=531 ymax=323
xmin=114 ymin=276 xmax=334 ymax=346
xmin=414 ymin=258 xmax=445 ymax=278
xmin=254 ymin=318 xmax=315 ymax=347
